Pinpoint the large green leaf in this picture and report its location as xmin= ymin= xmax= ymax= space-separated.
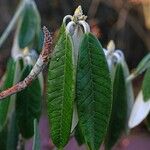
xmin=16 ymin=65 xmax=42 ymax=139
xmin=142 ymin=68 xmax=150 ymax=102
xmin=0 ymin=59 xmax=16 ymax=130
xmin=47 ymin=27 xmax=75 ymax=148
xmin=32 ymin=119 xmax=41 ymax=150
xmin=76 ymin=33 xmax=112 ymax=150
xmin=18 ymin=1 xmax=41 ymax=49
xmin=105 ymin=63 xmax=127 ymax=150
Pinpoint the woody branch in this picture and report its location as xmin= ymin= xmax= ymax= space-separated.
xmin=0 ymin=26 xmax=53 ymax=100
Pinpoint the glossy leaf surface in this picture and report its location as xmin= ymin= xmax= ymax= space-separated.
xmin=76 ymin=33 xmax=112 ymax=150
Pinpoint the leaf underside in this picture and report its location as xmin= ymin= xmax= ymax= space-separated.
xmin=142 ymin=68 xmax=150 ymax=102
xmin=128 ymin=91 xmax=150 ymax=128
xmin=105 ymin=63 xmax=127 ymax=150
xmin=76 ymin=33 xmax=112 ymax=150
xmin=122 ymin=61 xmax=134 ymax=133
xmin=47 ymin=28 xmax=74 ymax=148
xmin=16 ymin=65 xmax=41 ymax=139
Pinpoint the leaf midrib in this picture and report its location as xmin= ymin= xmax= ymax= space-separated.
xmin=58 ymin=33 xmax=72 ymax=146
xmin=86 ymin=35 xmax=98 ymax=144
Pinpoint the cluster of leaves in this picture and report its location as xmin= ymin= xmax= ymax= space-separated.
xmin=0 ymin=0 xmax=42 ymax=149
xmin=46 ymin=18 xmax=133 ymax=150
xmin=0 ymin=1 xmax=150 ymax=150
xmin=48 ymin=22 xmax=113 ymax=149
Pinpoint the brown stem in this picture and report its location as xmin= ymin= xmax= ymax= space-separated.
xmin=0 ymin=26 xmax=53 ymax=100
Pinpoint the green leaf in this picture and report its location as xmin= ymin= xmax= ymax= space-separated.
xmin=18 ymin=1 xmax=41 ymax=49
xmin=32 ymin=119 xmax=41 ymax=150
xmin=0 ymin=59 xmax=16 ymax=130
xmin=16 ymin=65 xmax=42 ymax=139
xmin=54 ymin=23 xmax=66 ymax=45
xmin=76 ymin=33 xmax=112 ymax=150
xmin=6 ymin=111 xmax=19 ymax=150
xmin=145 ymin=113 xmax=150 ymax=132
xmin=57 ymin=23 xmax=66 ymax=40
xmin=0 ymin=123 xmax=7 ymax=150
xmin=74 ymin=124 xmax=85 ymax=146
xmin=133 ymin=53 xmax=150 ymax=77
xmin=105 ymin=63 xmax=127 ymax=150
xmin=142 ymin=68 xmax=150 ymax=101
xmin=47 ymin=28 xmax=75 ymax=148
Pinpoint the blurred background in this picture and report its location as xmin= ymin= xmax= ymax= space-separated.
xmin=0 ymin=0 xmax=150 ymax=150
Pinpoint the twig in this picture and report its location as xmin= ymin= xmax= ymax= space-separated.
xmin=0 ymin=26 xmax=53 ymax=100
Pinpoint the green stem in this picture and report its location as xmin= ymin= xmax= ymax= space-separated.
xmin=0 ymin=0 xmax=26 ymax=48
